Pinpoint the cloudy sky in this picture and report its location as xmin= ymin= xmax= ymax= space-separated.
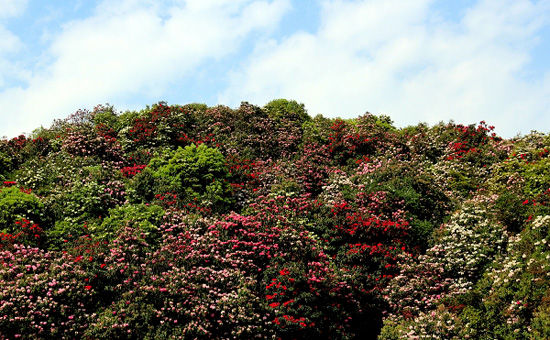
xmin=0 ymin=0 xmax=549 ymax=138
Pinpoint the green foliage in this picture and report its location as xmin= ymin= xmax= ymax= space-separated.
xmin=0 ymin=186 xmax=45 ymax=233
xmin=523 ymin=159 xmax=550 ymax=196
xmin=85 ymin=292 xmax=159 ymax=339
xmin=460 ymin=215 xmax=550 ymax=339
xmin=45 ymin=220 xmax=88 ymax=250
xmin=90 ymin=203 xmax=164 ymax=243
xmin=491 ymin=156 xmax=550 ymax=198
xmin=58 ymin=181 xmax=105 ymax=221
xmin=531 ymin=302 xmax=550 ymax=340
xmin=181 ymin=102 xmax=208 ymax=113
xmin=447 ymin=164 xmax=482 ymax=196
xmin=47 ymin=165 xmax=126 ymax=224
xmin=0 ymin=150 xmax=12 ymax=177
xmin=117 ymin=110 xmax=141 ymax=133
xmin=494 ymin=191 xmax=530 ymax=233
xmin=360 ymin=113 xmax=396 ymax=132
xmin=263 ymin=99 xmax=310 ymax=124
xmin=358 ymin=161 xmax=451 ymax=249
xmin=401 ymin=123 xmax=446 ymax=163
xmin=90 ymin=104 xmax=119 ymax=129
xmin=15 ymin=157 xmax=59 ymax=196
xmin=379 ymin=307 xmax=465 ymax=340
xmin=301 ymin=114 xmax=333 ymax=146
xmin=131 ymin=144 xmax=232 ymax=211
xmin=127 ymin=165 xmax=157 ymax=203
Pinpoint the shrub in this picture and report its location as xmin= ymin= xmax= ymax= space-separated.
xmin=0 ymin=186 xmax=45 ymax=233
xmin=89 ymin=203 xmax=164 ymax=243
xmin=0 ymin=151 xmax=12 ymax=179
xmin=494 ymin=191 xmax=530 ymax=233
xmin=53 ymin=168 xmax=126 ymax=223
xmin=379 ymin=306 xmax=465 ymax=340
xmin=531 ymin=302 xmax=550 ymax=340
xmin=0 ymin=244 xmax=98 ymax=338
xmin=382 ymin=199 xmax=507 ymax=326
xmin=45 ymin=220 xmax=88 ymax=250
xmin=263 ymin=99 xmax=309 ymax=124
xmin=468 ymin=215 xmax=550 ymax=339
xmin=2 ymin=100 xmax=549 ymax=338
xmin=132 ymin=144 xmax=233 ymax=211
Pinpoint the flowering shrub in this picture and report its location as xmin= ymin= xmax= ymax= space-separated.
xmin=1 ymin=101 xmax=549 ymax=339
xmin=120 ymin=164 xmax=147 ymax=178
xmin=52 ymin=166 xmax=125 ymax=223
xmin=379 ymin=306 xmax=465 ymax=340
xmin=464 ymin=215 xmax=550 ymax=339
xmin=62 ymin=126 xmax=123 ymax=163
xmin=0 ymin=219 xmax=43 ymax=249
xmin=382 ymin=200 xmax=507 ymax=320
xmin=0 ymin=186 xmax=45 ymax=233
xmin=0 ymin=244 xmax=97 ymax=338
xmin=0 ymin=151 xmax=12 ymax=181
xmin=444 ymin=121 xmax=503 ymax=164
xmin=263 ymin=99 xmax=309 ymax=157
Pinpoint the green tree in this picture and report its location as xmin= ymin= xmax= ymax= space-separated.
xmin=131 ymin=144 xmax=233 ymax=211
xmin=263 ymin=99 xmax=310 ymax=124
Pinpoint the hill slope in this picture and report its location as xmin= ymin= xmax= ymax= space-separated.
xmin=1 ymin=100 xmax=549 ymax=339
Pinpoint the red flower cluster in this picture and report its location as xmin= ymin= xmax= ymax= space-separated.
xmin=446 ymin=121 xmax=498 ymax=161
xmin=120 ymin=164 xmax=147 ymax=177
xmin=155 ymin=192 xmax=178 ymax=206
xmin=0 ymin=219 xmax=43 ymax=249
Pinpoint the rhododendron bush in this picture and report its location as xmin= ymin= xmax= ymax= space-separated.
xmin=1 ymin=100 xmax=549 ymax=339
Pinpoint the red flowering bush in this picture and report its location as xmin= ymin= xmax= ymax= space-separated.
xmin=0 ymin=219 xmax=43 ymax=249
xmin=120 ymin=164 xmax=147 ymax=178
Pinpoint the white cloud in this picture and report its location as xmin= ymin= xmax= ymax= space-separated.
xmin=220 ymin=0 xmax=550 ymax=137
xmin=0 ymin=0 xmax=27 ymax=91
xmin=0 ymin=0 xmax=28 ymax=18
xmin=0 ymin=0 xmax=291 ymax=138
xmin=0 ymin=25 xmax=20 ymax=56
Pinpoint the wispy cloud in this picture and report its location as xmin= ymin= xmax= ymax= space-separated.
xmin=0 ymin=0 xmax=28 ymax=18
xmin=220 ymin=0 xmax=550 ymax=137
xmin=0 ymin=0 xmax=290 ymax=137
xmin=0 ymin=0 xmax=29 ymax=88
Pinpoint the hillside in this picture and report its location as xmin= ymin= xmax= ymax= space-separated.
xmin=1 ymin=100 xmax=549 ymax=339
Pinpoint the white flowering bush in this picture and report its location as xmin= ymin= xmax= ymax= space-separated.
xmin=381 ymin=199 xmax=508 ymax=336
xmin=463 ymin=215 xmax=550 ymax=339
xmin=379 ymin=306 xmax=466 ymax=340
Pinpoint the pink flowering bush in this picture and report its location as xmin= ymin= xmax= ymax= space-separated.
xmin=0 ymin=244 xmax=98 ymax=338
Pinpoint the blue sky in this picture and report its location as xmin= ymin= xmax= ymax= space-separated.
xmin=0 ymin=0 xmax=549 ymax=138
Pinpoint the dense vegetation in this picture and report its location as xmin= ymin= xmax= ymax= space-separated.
xmin=0 ymin=100 xmax=549 ymax=339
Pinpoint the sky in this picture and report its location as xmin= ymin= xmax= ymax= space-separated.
xmin=0 ymin=0 xmax=549 ymax=139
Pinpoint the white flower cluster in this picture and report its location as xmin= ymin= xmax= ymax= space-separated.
xmin=383 ymin=199 xmax=508 ymax=319
xmin=319 ymin=169 xmax=355 ymax=206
